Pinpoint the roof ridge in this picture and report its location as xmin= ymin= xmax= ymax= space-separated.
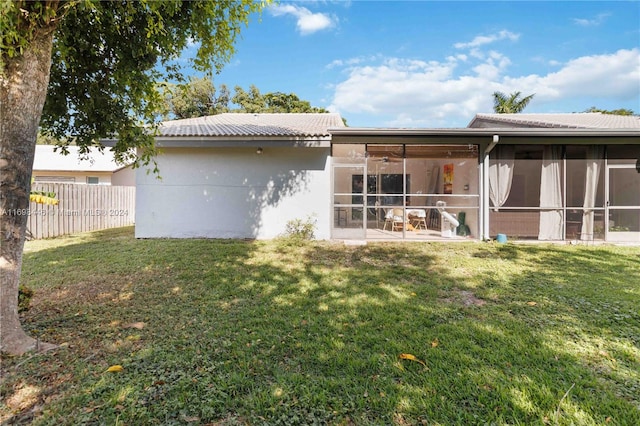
xmin=158 ymin=112 xmax=344 ymax=137
xmin=471 ymin=112 xmax=639 ymax=129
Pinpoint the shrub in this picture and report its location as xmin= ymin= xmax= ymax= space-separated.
xmin=281 ymin=215 xmax=317 ymax=242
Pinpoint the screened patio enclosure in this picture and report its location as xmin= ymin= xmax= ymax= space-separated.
xmin=488 ymin=144 xmax=640 ymax=242
xmin=330 ymin=128 xmax=639 ymax=243
xmin=331 ymin=143 xmax=480 ymax=241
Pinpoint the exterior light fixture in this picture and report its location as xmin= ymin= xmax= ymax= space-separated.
xmin=256 ymin=147 xmax=263 ymax=155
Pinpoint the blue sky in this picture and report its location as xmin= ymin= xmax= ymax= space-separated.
xmin=189 ymin=0 xmax=639 ymax=128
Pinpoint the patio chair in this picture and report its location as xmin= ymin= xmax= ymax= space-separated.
xmin=383 ymin=208 xmax=405 ymax=231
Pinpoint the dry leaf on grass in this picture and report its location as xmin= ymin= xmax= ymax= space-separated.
xmin=399 ymin=353 xmax=426 ymax=367
xmin=106 ymin=365 xmax=124 ymax=373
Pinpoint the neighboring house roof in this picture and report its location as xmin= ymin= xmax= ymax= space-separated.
xmin=33 ymin=145 xmax=128 ymax=173
xmin=468 ymin=113 xmax=640 ymax=129
xmin=158 ymin=112 xmax=345 ymax=137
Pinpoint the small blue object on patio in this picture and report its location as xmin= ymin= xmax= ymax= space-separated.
xmin=496 ymin=233 xmax=507 ymax=243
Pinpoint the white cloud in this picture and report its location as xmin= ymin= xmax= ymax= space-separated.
xmin=469 ymin=48 xmax=484 ymax=60
xmin=474 ymin=51 xmax=511 ymax=79
xmin=328 ymin=57 xmax=485 ymax=124
xmin=573 ymin=12 xmax=612 ymax=27
xmin=327 ymin=48 xmax=640 ymax=127
xmin=454 ymin=30 xmax=520 ymax=49
xmin=509 ymin=48 xmax=640 ymax=100
xmin=326 ymin=59 xmax=345 ymax=69
xmin=449 ymin=54 xmax=468 ymax=62
xmin=269 ymin=4 xmax=336 ymax=35
xmin=325 ymin=54 xmax=384 ymax=70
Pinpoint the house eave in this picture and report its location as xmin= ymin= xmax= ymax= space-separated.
xmin=328 ymin=127 xmax=640 ymax=145
xmin=33 ymin=168 xmax=117 ymax=173
xmin=102 ymin=136 xmax=332 ymax=148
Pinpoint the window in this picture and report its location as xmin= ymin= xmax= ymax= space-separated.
xmin=87 ymin=176 xmax=99 ymax=185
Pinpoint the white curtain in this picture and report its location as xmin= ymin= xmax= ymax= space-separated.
xmin=539 ymin=146 xmax=563 ymax=240
xmin=580 ymin=146 xmax=604 ymax=240
xmin=488 ymin=145 xmax=515 ymax=209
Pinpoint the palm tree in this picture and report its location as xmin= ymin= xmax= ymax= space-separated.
xmin=492 ymin=91 xmax=535 ymax=113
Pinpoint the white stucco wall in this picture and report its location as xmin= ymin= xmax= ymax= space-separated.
xmin=135 ymin=146 xmax=331 ymax=239
xmin=112 ymin=166 xmax=135 ymax=186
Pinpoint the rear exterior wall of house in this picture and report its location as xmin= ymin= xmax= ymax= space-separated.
xmin=135 ymin=146 xmax=331 ymax=239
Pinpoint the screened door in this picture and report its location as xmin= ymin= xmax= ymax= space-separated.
xmin=331 ymin=164 xmax=366 ymax=239
xmin=606 ymin=165 xmax=640 ymax=242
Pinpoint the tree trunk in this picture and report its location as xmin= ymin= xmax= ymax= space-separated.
xmin=1 ymin=29 xmax=56 ymax=355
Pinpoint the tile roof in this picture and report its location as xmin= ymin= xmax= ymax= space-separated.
xmin=33 ymin=145 xmax=127 ymax=172
xmin=469 ymin=113 xmax=640 ymax=129
xmin=159 ymin=113 xmax=345 ymax=137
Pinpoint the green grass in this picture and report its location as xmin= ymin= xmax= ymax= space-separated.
xmin=1 ymin=226 xmax=639 ymax=425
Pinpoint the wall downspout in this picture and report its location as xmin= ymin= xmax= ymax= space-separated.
xmin=483 ymin=135 xmax=499 ymax=240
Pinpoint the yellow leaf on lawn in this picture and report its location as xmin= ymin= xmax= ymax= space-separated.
xmin=526 ymin=301 xmax=537 ymax=306
xmin=431 ymin=338 xmax=439 ymax=348
xmin=399 ymin=353 xmax=426 ymax=367
xmin=107 ymin=365 xmax=124 ymax=373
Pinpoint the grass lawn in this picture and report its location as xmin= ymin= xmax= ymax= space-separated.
xmin=1 ymin=226 xmax=639 ymax=425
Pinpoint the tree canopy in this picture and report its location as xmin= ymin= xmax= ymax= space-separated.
xmin=583 ymin=106 xmax=636 ymax=116
xmin=492 ymin=91 xmax=535 ymax=114
xmin=164 ymin=78 xmax=329 ymax=119
xmin=39 ymin=1 xmax=265 ymax=162
xmin=164 ymin=77 xmax=231 ymax=119
xmin=0 ymin=0 xmax=267 ymax=355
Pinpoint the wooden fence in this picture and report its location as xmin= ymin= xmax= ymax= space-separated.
xmin=26 ymin=183 xmax=135 ymax=239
